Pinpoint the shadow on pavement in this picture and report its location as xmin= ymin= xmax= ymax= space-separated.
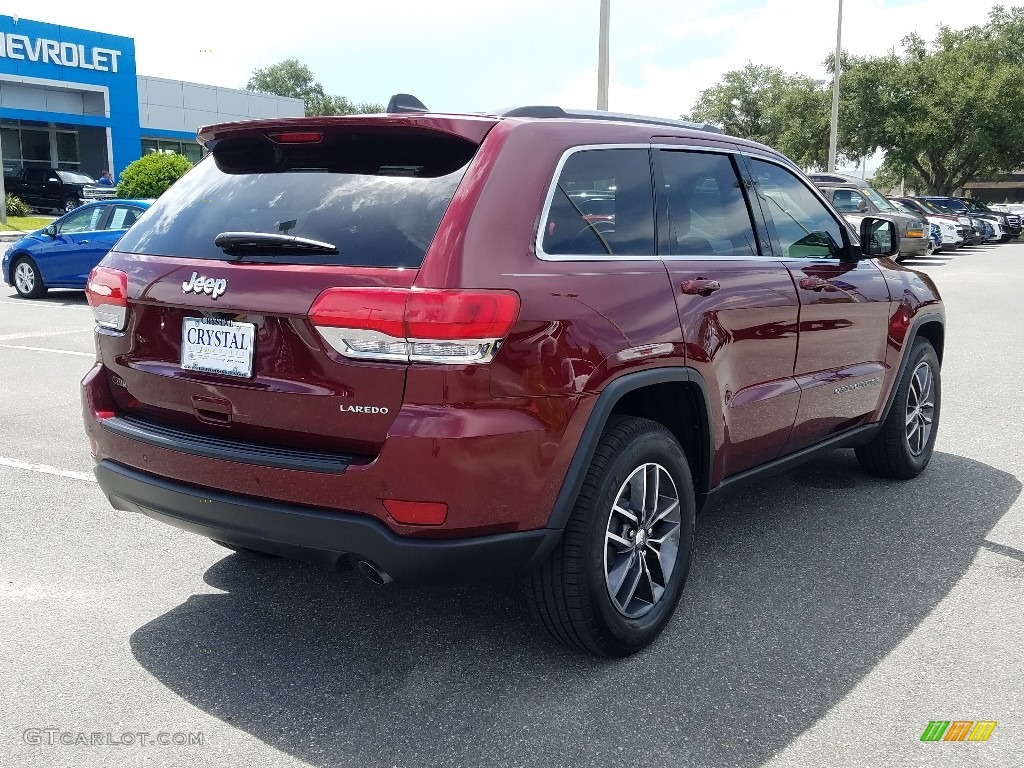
xmin=3 ymin=289 xmax=88 ymax=306
xmin=130 ymin=450 xmax=1019 ymax=767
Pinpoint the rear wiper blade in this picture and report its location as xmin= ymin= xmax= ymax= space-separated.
xmin=214 ymin=231 xmax=339 ymax=256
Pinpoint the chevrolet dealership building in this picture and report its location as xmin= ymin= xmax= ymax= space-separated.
xmin=0 ymin=15 xmax=303 ymax=179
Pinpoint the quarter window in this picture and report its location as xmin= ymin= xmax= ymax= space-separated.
xmin=749 ymin=159 xmax=845 ymax=259
xmin=658 ymin=150 xmax=759 ymax=257
xmin=542 ymin=148 xmax=655 ymax=257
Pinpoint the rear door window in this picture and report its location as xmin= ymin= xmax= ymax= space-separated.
xmin=114 ymin=130 xmax=479 ymax=267
xmin=656 ymin=150 xmax=760 ymax=257
xmin=540 ymin=148 xmax=655 ymax=257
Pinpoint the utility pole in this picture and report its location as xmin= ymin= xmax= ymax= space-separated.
xmin=828 ymin=0 xmax=843 ymax=172
xmin=597 ymin=0 xmax=610 ymax=110
xmin=0 ymin=131 xmax=7 ymax=226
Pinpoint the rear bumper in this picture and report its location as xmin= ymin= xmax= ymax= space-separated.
xmin=96 ymin=459 xmax=561 ymax=583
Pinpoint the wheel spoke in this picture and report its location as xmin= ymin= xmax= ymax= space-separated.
xmin=606 ymin=530 xmax=632 ymax=551
xmin=618 ymin=555 xmax=644 ymax=609
xmin=612 ymin=503 xmax=638 ymax=525
xmin=608 ymin=551 xmax=638 ymax=599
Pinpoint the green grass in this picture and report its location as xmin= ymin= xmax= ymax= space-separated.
xmin=0 ymin=215 xmax=53 ymax=232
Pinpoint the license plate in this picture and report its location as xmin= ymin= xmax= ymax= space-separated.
xmin=181 ymin=317 xmax=255 ymax=378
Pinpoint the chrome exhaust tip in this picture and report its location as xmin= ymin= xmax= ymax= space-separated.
xmin=356 ymin=559 xmax=393 ymax=585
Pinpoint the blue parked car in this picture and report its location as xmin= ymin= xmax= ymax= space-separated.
xmin=2 ymin=199 xmax=152 ymax=299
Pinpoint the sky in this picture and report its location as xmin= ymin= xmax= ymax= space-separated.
xmin=3 ymin=0 xmax=1014 ymax=172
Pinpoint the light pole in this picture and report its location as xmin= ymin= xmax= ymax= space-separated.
xmin=597 ymin=0 xmax=610 ymax=110
xmin=828 ymin=0 xmax=843 ymax=172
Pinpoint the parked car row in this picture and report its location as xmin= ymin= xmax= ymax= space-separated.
xmin=804 ymin=173 xmax=1023 ymax=259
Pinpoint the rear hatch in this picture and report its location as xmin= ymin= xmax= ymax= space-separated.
xmin=93 ymin=117 xmax=495 ymax=457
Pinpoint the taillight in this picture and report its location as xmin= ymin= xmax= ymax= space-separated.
xmin=86 ymin=266 xmax=128 ymax=331
xmin=309 ymin=287 xmax=520 ymax=364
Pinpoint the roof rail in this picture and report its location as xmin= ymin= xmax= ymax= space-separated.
xmin=495 ymin=106 xmax=723 ymax=134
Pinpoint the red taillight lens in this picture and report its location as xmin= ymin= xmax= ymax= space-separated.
xmin=309 ymin=288 xmax=407 ymax=339
xmin=405 ymin=290 xmax=520 ymax=340
xmin=309 ymin=287 xmax=520 ymax=364
xmin=86 ymin=266 xmax=128 ymax=331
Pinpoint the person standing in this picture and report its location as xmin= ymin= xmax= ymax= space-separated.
xmin=96 ymin=170 xmax=115 ymax=187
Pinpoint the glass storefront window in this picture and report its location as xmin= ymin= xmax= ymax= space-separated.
xmin=140 ymin=137 xmax=204 ymax=164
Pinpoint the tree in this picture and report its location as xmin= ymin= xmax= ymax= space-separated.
xmin=685 ymin=63 xmax=847 ymax=171
xmin=246 ymin=59 xmax=383 ymax=117
xmin=841 ymin=6 xmax=1024 ymax=194
xmin=117 ymin=152 xmax=193 ymax=199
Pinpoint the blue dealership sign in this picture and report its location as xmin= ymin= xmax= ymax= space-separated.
xmin=0 ymin=15 xmax=140 ymax=176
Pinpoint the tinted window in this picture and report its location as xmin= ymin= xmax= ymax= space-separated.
xmin=658 ymin=150 xmax=759 ymax=257
xmin=832 ymin=189 xmax=867 ymax=213
xmin=56 ymin=170 xmax=96 ymax=185
xmin=542 ymin=148 xmax=655 ymax=257
xmin=106 ymin=205 xmax=144 ymax=230
xmin=114 ymin=130 xmax=478 ymax=267
xmin=58 ymin=206 xmax=103 ymax=234
xmin=749 ymin=159 xmax=845 ymax=259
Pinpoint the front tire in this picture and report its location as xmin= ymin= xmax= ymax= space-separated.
xmin=529 ymin=416 xmax=696 ymax=657
xmin=855 ymin=338 xmax=940 ymax=479
xmin=12 ymin=257 xmax=46 ymax=299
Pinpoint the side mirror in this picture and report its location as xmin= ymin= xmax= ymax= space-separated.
xmin=44 ymin=224 xmax=57 ymax=238
xmin=859 ymin=217 xmax=900 ymax=258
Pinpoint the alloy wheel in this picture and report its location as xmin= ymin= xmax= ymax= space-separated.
xmin=14 ymin=261 xmax=35 ymax=295
xmin=906 ymin=360 xmax=936 ymax=456
xmin=603 ymin=462 xmax=681 ymax=619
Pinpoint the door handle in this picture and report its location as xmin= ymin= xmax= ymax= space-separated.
xmin=799 ymin=276 xmax=837 ymax=292
xmin=681 ymin=279 xmax=722 ymax=296
xmin=78 ymin=240 xmax=89 ymax=245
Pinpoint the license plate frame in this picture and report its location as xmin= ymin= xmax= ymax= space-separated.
xmin=180 ymin=317 xmax=256 ymax=379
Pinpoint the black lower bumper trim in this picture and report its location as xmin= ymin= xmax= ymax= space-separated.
xmin=95 ymin=460 xmax=560 ymax=583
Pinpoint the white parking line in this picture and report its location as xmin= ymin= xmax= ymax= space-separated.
xmin=0 ymin=344 xmax=93 ymax=357
xmin=0 ymin=456 xmax=96 ymax=483
xmin=0 ymin=329 xmax=92 ymax=341
xmin=0 ymin=300 xmax=91 ymax=310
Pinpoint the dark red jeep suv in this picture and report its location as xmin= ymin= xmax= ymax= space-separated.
xmin=82 ymin=100 xmax=944 ymax=657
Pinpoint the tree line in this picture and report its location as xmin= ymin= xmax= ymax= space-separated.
xmin=246 ymin=59 xmax=383 ymax=117
xmin=684 ymin=5 xmax=1024 ymax=194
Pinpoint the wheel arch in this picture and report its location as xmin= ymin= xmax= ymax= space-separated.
xmin=880 ymin=313 xmax=944 ymax=421
xmin=546 ymin=367 xmax=715 ymax=533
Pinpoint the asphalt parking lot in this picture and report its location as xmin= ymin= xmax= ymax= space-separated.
xmin=1 ymin=243 xmax=1022 ymax=768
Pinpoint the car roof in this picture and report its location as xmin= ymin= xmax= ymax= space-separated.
xmin=196 ymin=94 xmax=795 ymax=165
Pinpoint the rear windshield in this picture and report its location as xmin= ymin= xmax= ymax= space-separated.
xmin=114 ymin=129 xmax=478 ymax=267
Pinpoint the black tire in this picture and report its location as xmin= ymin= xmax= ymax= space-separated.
xmin=62 ymin=196 xmax=81 ymax=213
xmin=855 ymin=338 xmax=940 ymax=479
xmin=11 ymin=256 xmax=47 ymax=299
xmin=529 ymin=416 xmax=696 ymax=657
xmin=211 ymin=540 xmax=277 ymax=558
